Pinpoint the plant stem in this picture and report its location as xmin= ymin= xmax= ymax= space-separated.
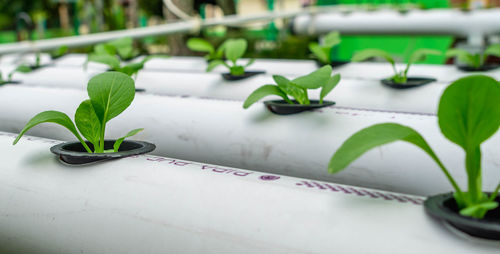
xmin=488 ymin=182 xmax=500 ymax=202
xmin=466 ymin=147 xmax=482 ymax=204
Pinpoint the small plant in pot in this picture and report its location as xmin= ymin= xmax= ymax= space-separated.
xmin=187 ymin=38 xmax=225 ymax=62
xmin=446 ymin=44 xmax=500 ymax=72
xmin=243 ymin=65 xmax=340 ymax=115
xmin=309 ymin=31 xmax=348 ymax=68
xmin=93 ymin=37 xmax=141 ymax=61
xmin=0 ymin=66 xmax=31 ymax=86
xmin=328 ymin=75 xmax=500 ymax=240
xmin=12 ymin=71 xmax=155 ymax=165
xmin=352 ymin=48 xmax=441 ymax=89
xmin=206 ymin=38 xmax=264 ymax=81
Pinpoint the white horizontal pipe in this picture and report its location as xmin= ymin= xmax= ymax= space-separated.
xmin=292 ymin=9 xmax=500 ymax=38
xmin=2 ymin=132 xmax=498 ymax=253
xmin=0 ymin=86 xmax=499 ymax=196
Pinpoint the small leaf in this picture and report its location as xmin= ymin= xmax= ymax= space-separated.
xmin=113 ymin=128 xmax=144 ymax=152
xmin=75 ymin=100 xmax=101 ymax=148
xmin=485 ymin=44 xmax=500 ymax=58
xmin=94 ymin=44 xmax=116 ymax=56
xmin=225 ymin=39 xmax=247 ymax=63
xmin=206 ymin=60 xmax=226 ymax=72
xmin=13 ymin=111 xmax=91 ymax=153
xmin=15 ymin=65 xmax=33 ymax=73
xmin=320 ymin=74 xmax=341 ymax=104
xmin=245 ymin=58 xmax=255 ymax=67
xmin=87 ymin=54 xmax=121 ymax=70
xmin=460 ymin=201 xmax=498 ymax=218
xmin=445 ymin=49 xmax=475 ymax=66
xmin=229 ymin=66 xmax=245 ymax=76
xmin=187 ymin=38 xmax=215 ymax=53
xmin=243 ymin=85 xmax=292 ymax=109
xmin=273 ymin=75 xmax=307 ymax=104
xmin=408 ymin=49 xmax=441 ymax=65
xmin=120 ymin=62 xmax=144 ymax=76
xmin=328 ymin=123 xmax=445 ymax=174
xmin=87 ymin=72 xmax=135 ymax=124
xmin=438 ymin=75 xmax=500 ymax=150
xmin=352 ymin=49 xmax=395 ymax=65
xmin=292 ymin=65 xmax=332 ymax=89
xmin=323 ymin=31 xmax=341 ymax=48
xmin=309 ymin=42 xmax=329 ymax=64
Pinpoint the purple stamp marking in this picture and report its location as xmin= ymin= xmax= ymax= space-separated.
xmin=259 ymin=175 xmax=280 ymax=181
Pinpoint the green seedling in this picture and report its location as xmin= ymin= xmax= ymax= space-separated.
xmin=13 ymin=71 xmax=143 ymax=153
xmin=446 ymin=44 xmax=500 ymax=69
xmin=85 ymin=54 xmax=167 ymax=77
xmin=329 ymin=75 xmax=500 ymax=219
xmin=49 ymin=46 xmax=69 ymax=59
xmin=309 ymin=31 xmax=341 ymax=64
xmin=3 ymin=65 xmax=32 ymax=83
xmin=94 ymin=37 xmax=140 ymax=61
xmin=206 ymin=38 xmax=254 ymax=76
xmin=187 ymin=38 xmax=225 ymax=61
xmin=352 ymin=48 xmax=441 ymax=84
xmin=243 ymin=65 xmax=340 ymax=108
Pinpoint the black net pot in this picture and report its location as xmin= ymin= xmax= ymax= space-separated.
xmin=381 ymin=77 xmax=436 ymax=89
xmin=0 ymin=80 xmax=21 ymax=86
xmin=424 ymin=192 xmax=500 ymax=240
xmin=263 ymin=100 xmax=335 ymax=115
xmin=50 ymin=140 xmax=156 ymax=165
xmin=221 ymin=71 xmax=265 ymax=81
xmin=457 ymin=65 xmax=499 ymax=72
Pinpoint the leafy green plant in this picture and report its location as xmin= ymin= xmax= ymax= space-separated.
xmin=49 ymin=46 xmax=69 ymax=59
xmin=352 ymin=48 xmax=441 ymax=84
xmin=13 ymin=72 xmax=143 ymax=153
xmin=85 ymin=54 xmax=165 ymax=77
xmin=2 ymin=65 xmax=32 ymax=83
xmin=187 ymin=38 xmax=225 ymax=61
xmin=93 ymin=37 xmax=140 ymax=61
xmin=309 ymin=31 xmax=341 ymax=64
xmin=446 ymin=44 xmax=500 ymax=69
xmin=206 ymin=38 xmax=254 ymax=76
xmin=243 ymin=65 xmax=340 ymax=108
xmin=328 ymin=75 xmax=500 ymax=219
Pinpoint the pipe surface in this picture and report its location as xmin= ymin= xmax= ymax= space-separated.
xmin=0 ymin=86 xmax=499 ymax=196
xmin=2 ymin=132 xmax=499 ymax=253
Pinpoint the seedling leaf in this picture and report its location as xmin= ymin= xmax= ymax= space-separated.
xmin=225 ymin=39 xmax=247 ymax=63
xmin=87 ymin=54 xmax=121 ymax=70
xmin=323 ymin=31 xmax=341 ymax=48
xmin=320 ymin=74 xmax=341 ymax=104
xmin=243 ymin=85 xmax=291 ymax=109
xmin=408 ymin=49 xmax=442 ymax=65
xmin=309 ymin=42 xmax=329 ymax=64
xmin=292 ymin=65 xmax=332 ymax=89
xmin=75 ymin=100 xmax=101 ymax=148
xmin=485 ymin=44 xmax=500 ymax=58
xmin=187 ymin=38 xmax=215 ymax=53
xmin=352 ymin=49 xmax=395 ymax=65
xmin=206 ymin=60 xmax=226 ymax=72
xmin=113 ymin=128 xmax=144 ymax=152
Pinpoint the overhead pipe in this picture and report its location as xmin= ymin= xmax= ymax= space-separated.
xmin=2 ymin=132 xmax=498 ymax=253
xmin=0 ymin=86 xmax=499 ymax=196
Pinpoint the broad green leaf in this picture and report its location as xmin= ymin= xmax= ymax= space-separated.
xmin=243 ymin=85 xmax=292 ymax=109
xmin=15 ymin=65 xmax=33 ymax=73
xmin=94 ymin=44 xmax=116 ymax=56
xmin=352 ymin=49 xmax=395 ymax=65
xmin=245 ymin=58 xmax=255 ymax=67
xmin=273 ymin=75 xmax=308 ymax=104
xmin=120 ymin=62 xmax=144 ymax=76
xmin=87 ymin=54 xmax=121 ymax=70
xmin=106 ymin=38 xmax=136 ymax=59
xmin=320 ymin=74 xmax=341 ymax=104
xmin=75 ymin=100 xmax=101 ymax=147
xmin=445 ymin=49 xmax=475 ymax=66
xmin=225 ymin=39 xmax=247 ymax=63
xmin=206 ymin=60 xmax=226 ymax=72
xmin=87 ymin=72 xmax=135 ymax=124
xmin=323 ymin=31 xmax=341 ymax=48
xmin=309 ymin=42 xmax=329 ymax=64
xmin=438 ymin=75 xmax=500 ymax=150
xmin=113 ymin=128 xmax=144 ymax=152
xmin=328 ymin=123 xmax=447 ymax=177
xmin=187 ymin=38 xmax=215 ymax=53
xmin=12 ymin=111 xmax=91 ymax=152
xmin=408 ymin=49 xmax=442 ymax=65
xmin=485 ymin=44 xmax=500 ymax=58
xmin=292 ymin=65 xmax=333 ymax=89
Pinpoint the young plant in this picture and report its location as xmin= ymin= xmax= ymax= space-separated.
xmin=85 ymin=54 xmax=165 ymax=77
xmin=187 ymin=38 xmax=225 ymax=61
xmin=206 ymin=38 xmax=254 ymax=76
xmin=13 ymin=71 xmax=143 ymax=153
xmin=328 ymin=75 xmax=500 ymax=219
xmin=243 ymin=65 xmax=340 ymax=108
xmin=446 ymin=44 xmax=500 ymax=69
xmin=49 ymin=45 xmax=69 ymax=59
xmin=4 ymin=65 xmax=32 ymax=82
xmin=309 ymin=31 xmax=341 ymax=64
xmin=352 ymin=48 xmax=441 ymax=83
xmin=93 ymin=37 xmax=140 ymax=61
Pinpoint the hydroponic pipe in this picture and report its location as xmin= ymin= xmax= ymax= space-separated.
xmin=11 ymin=66 xmax=447 ymax=114
xmin=0 ymin=86 xmax=500 ymax=197
xmin=1 ymin=132 xmax=498 ymax=253
xmin=292 ymin=8 xmax=500 ymax=46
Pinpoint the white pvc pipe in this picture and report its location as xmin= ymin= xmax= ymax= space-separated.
xmin=0 ymin=86 xmax=499 ymax=197
xmin=292 ymin=8 xmax=500 ymax=45
xmin=2 ymin=132 xmax=498 ymax=253
xmin=10 ymin=66 xmax=447 ymax=114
